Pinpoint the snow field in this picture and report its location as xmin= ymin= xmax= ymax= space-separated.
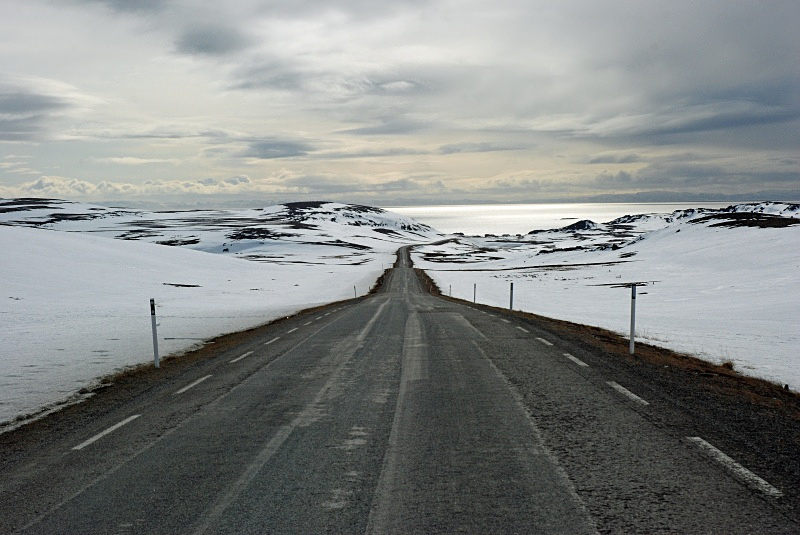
xmin=1 ymin=225 xmax=394 ymax=426
xmin=415 ymin=219 xmax=800 ymax=388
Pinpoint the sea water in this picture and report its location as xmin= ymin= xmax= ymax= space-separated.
xmin=386 ymin=202 xmax=737 ymax=235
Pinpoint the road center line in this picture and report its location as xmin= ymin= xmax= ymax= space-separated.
xmin=535 ymin=337 xmax=553 ymax=346
xmin=687 ymin=437 xmax=783 ymax=497
xmin=304 ymin=321 xmax=312 ymax=326
xmin=230 ymin=351 xmax=253 ymax=364
xmin=287 ymin=327 xmax=298 ymax=333
xmin=516 ymin=326 xmax=529 ymax=333
xmin=607 ymin=381 xmax=649 ymax=405
xmin=564 ymin=353 xmax=589 ymax=367
xmin=175 ymin=375 xmax=213 ymax=395
xmin=72 ymin=415 xmax=141 ymax=451
xmin=501 ymin=319 xmax=511 ymax=324
xmin=263 ymin=337 xmax=279 ymax=346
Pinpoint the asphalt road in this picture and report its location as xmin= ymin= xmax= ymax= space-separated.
xmin=1 ymin=248 xmax=797 ymax=533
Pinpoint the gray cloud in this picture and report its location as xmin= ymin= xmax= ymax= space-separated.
xmin=175 ymin=24 xmax=252 ymax=56
xmin=90 ymin=156 xmax=180 ymax=166
xmin=594 ymin=170 xmax=636 ymax=187
xmin=72 ymin=0 xmax=169 ymax=13
xmin=641 ymin=101 xmax=798 ymax=139
xmin=0 ymin=80 xmax=79 ymax=141
xmin=279 ymin=173 xmax=428 ymax=196
xmin=241 ymin=140 xmax=316 ymax=159
xmin=0 ymin=174 xmax=261 ymax=199
xmin=438 ymin=142 xmax=527 ymax=155
xmin=230 ymin=59 xmax=306 ymax=92
xmin=588 ymin=153 xmax=642 ymax=164
xmin=340 ymin=118 xmax=429 ymax=136
xmin=0 ymin=92 xmax=69 ymax=116
xmin=634 ymin=161 xmax=800 ymax=191
xmin=281 ymin=174 xmax=363 ymax=194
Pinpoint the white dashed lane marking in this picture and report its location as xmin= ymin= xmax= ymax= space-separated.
xmin=72 ymin=415 xmax=141 ymax=451
xmin=230 ymin=351 xmax=253 ymax=364
xmin=535 ymin=337 xmax=553 ymax=346
xmin=607 ymin=381 xmax=649 ymax=405
xmin=687 ymin=437 xmax=783 ymax=497
xmin=175 ymin=375 xmax=213 ymax=395
xmin=564 ymin=353 xmax=589 ymax=367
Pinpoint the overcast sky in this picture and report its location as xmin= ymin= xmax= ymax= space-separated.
xmin=1 ymin=0 xmax=798 ymax=207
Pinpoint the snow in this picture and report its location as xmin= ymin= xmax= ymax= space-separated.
xmin=2 ymin=198 xmax=799 ymax=429
xmin=412 ymin=203 xmax=800 ymax=389
xmin=0 ymin=200 xmax=442 ymax=427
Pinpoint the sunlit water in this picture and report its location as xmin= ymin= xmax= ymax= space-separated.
xmin=386 ymin=202 xmax=737 ymax=235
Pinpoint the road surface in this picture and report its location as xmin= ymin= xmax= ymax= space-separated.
xmin=1 ymin=248 xmax=796 ymax=533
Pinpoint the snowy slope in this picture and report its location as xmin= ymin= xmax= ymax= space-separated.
xmin=0 ymin=199 xmax=437 ymax=265
xmin=412 ymin=203 xmax=800 ymax=388
xmin=0 ymin=199 xmax=443 ymax=428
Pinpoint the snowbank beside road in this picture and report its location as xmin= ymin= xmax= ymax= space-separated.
xmin=0 ymin=225 xmax=382 ymax=425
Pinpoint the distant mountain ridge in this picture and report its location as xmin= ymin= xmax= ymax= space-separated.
xmin=0 ymin=198 xmax=442 ymax=264
xmin=540 ymin=201 xmax=800 ymax=239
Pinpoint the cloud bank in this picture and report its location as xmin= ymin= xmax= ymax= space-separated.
xmin=0 ymin=0 xmax=797 ymax=205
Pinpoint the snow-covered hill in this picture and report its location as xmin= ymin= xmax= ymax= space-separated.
xmin=0 ymin=199 xmax=438 ymax=265
xmin=0 ymin=199 xmax=443 ymax=428
xmin=412 ymin=202 xmax=800 ymax=389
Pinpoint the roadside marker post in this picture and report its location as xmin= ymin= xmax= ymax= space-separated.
xmin=150 ymin=298 xmax=160 ymax=368
xmin=593 ymin=281 xmax=657 ymax=355
xmin=629 ymin=285 xmax=637 ymax=355
xmin=473 ymin=283 xmax=477 ymax=304
xmin=509 ymin=282 xmax=514 ymax=310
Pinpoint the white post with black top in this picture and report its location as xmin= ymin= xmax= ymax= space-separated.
xmin=150 ymin=298 xmax=160 ymax=368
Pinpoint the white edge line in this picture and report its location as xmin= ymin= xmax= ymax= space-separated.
xmin=687 ymin=437 xmax=783 ymax=497
xmin=607 ymin=381 xmax=649 ymax=405
xmin=564 ymin=353 xmax=589 ymax=367
xmin=72 ymin=414 xmax=141 ymax=451
xmin=516 ymin=326 xmax=529 ymax=333
xmin=535 ymin=337 xmax=554 ymax=346
xmin=263 ymin=337 xmax=280 ymax=346
xmin=175 ymin=374 xmax=213 ymax=395
xmin=230 ymin=351 xmax=254 ymax=364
